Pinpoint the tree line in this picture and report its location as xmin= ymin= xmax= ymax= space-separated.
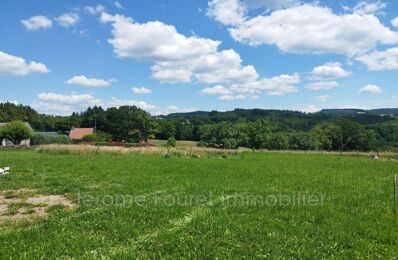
xmin=1 ymin=102 xmax=398 ymax=151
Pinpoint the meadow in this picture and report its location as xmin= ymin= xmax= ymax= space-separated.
xmin=0 ymin=149 xmax=397 ymax=258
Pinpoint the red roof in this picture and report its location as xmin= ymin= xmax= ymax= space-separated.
xmin=69 ymin=128 xmax=94 ymax=140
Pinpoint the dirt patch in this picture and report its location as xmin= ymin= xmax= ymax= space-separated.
xmin=0 ymin=189 xmax=75 ymax=223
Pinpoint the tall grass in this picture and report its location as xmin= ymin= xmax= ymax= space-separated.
xmin=36 ymin=144 xmax=247 ymax=157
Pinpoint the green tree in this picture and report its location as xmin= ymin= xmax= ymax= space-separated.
xmin=267 ymin=133 xmax=289 ymax=150
xmin=313 ymin=122 xmax=343 ymax=151
xmin=0 ymin=121 xmax=33 ymax=145
xmin=105 ymin=106 xmax=159 ymax=142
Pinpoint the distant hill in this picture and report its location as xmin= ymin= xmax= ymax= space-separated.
xmin=319 ymin=108 xmax=398 ymax=116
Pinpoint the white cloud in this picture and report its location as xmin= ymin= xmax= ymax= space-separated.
xmin=56 ymin=13 xmax=80 ymax=28
xmin=66 ymin=75 xmax=115 ymax=87
xmin=100 ymin=13 xmax=219 ymax=61
xmin=315 ymin=95 xmax=331 ymax=102
xmin=34 ymin=93 xmax=159 ymax=115
xmin=302 ymin=105 xmax=320 ymax=113
xmin=343 ymin=1 xmax=387 ymax=15
xmin=244 ymin=0 xmax=300 ymax=11
xmin=229 ymin=4 xmax=398 ymax=55
xmin=219 ymin=94 xmax=246 ymax=100
xmin=152 ymin=49 xmax=258 ymax=84
xmin=393 ymin=17 xmax=398 ymax=28
xmin=0 ymin=51 xmax=50 ymax=76
xmin=359 ymin=84 xmax=382 ymax=94
xmin=306 ymin=81 xmax=339 ymax=90
xmin=115 ymin=1 xmax=124 ymax=9
xmin=84 ymin=5 xmax=106 ymax=15
xmin=0 ymin=100 xmax=18 ymax=105
xmin=32 ymin=102 xmax=77 ymax=116
xmin=38 ymin=93 xmax=100 ymax=105
xmin=101 ymin=12 xmax=258 ymax=85
xmin=106 ymin=97 xmax=156 ymax=110
xmin=207 ymin=0 xmax=247 ymax=26
xmin=311 ymin=62 xmax=351 ymax=80
xmin=101 ymin=12 xmax=300 ymax=99
xmin=230 ymin=73 xmax=300 ymax=96
xmin=201 ymin=85 xmax=232 ymax=95
xmin=21 ymin=15 xmax=52 ymax=31
xmin=153 ymin=105 xmax=198 ymax=116
xmin=132 ymin=87 xmax=152 ymax=94
xmin=356 ymin=47 xmax=398 ymax=71
xmin=206 ymin=0 xmax=300 ymax=26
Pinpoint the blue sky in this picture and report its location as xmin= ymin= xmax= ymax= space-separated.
xmin=1 ymin=0 xmax=398 ymax=115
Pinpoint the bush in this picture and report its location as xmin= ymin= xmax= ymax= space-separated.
xmin=166 ymin=137 xmax=176 ymax=148
xmin=54 ymin=135 xmax=72 ymax=144
xmin=31 ymin=133 xmax=71 ymax=145
xmin=0 ymin=121 xmax=32 ymax=145
xmin=81 ymin=134 xmax=98 ymax=142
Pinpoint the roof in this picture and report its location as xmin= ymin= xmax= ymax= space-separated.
xmin=0 ymin=122 xmax=33 ymax=130
xmin=69 ymin=128 xmax=94 ymax=140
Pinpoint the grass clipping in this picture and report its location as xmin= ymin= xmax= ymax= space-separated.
xmin=0 ymin=189 xmax=75 ymax=223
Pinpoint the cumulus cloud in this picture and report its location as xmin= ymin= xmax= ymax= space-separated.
xmin=311 ymin=62 xmax=351 ymax=80
xmin=229 ymin=73 xmax=300 ymax=96
xmin=343 ymin=1 xmax=387 ymax=15
xmin=359 ymin=84 xmax=382 ymax=93
xmin=32 ymin=102 xmax=78 ymax=116
xmin=201 ymin=85 xmax=232 ymax=95
xmin=106 ymin=97 xmax=156 ymax=110
xmin=152 ymin=49 xmax=258 ymax=84
xmin=306 ymin=81 xmax=339 ymax=90
xmin=356 ymin=47 xmax=398 ymax=71
xmin=21 ymin=15 xmax=52 ymax=31
xmin=100 ymin=12 xmax=258 ymax=85
xmin=229 ymin=4 xmax=398 ymax=55
xmin=66 ymin=75 xmax=115 ymax=87
xmin=207 ymin=0 xmax=247 ymax=26
xmin=302 ymin=105 xmax=320 ymax=113
xmin=132 ymin=87 xmax=152 ymax=94
xmin=100 ymin=12 xmax=301 ymax=100
xmin=315 ymin=95 xmax=331 ymax=102
xmin=100 ymin=13 xmax=219 ymax=61
xmin=56 ymin=13 xmax=80 ymax=28
xmin=244 ymin=0 xmax=300 ymax=10
xmin=34 ymin=93 xmax=159 ymax=115
xmin=206 ymin=0 xmax=299 ymax=26
xmin=393 ymin=17 xmax=398 ymax=28
xmin=0 ymin=51 xmax=50 ymax=76
xmin=84 ymin=5 xmax=106 ymax=15
xmin=0 ymin=100 xmax=18 ymax=105
xmin=219 ymin=94 xmax=247 ymax=100
xmin=38 ymin=93 xmax=100 ymax=105
xmin=153 ymin=105 xmax=198 ymax=116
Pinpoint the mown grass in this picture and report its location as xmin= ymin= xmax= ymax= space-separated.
xmin=0 ymin=150 xmax=397 ymax=258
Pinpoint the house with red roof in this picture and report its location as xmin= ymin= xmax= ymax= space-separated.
xmin=69 ymin=128 xmax=94 ymax=140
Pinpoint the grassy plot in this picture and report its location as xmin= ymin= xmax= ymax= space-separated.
xmin=0 ymin=150 xmax=397 ymax=258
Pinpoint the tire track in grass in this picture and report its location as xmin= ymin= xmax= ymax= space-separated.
xmin=83 ymin=196 xmax=222 ymax=258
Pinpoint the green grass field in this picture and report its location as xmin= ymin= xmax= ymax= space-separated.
xmin=0 ymin=150 xmax=397 ymax=258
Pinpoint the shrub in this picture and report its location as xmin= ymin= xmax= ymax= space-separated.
xmin=81 ymin=134 xmax=98 ymax=142
xmin=166 ymin=137 xmax=176 ymax=148
xmin=54 ymin=135 xmax=72 ymax=144
xmin=0 ymin=121 xmax=32 ymax=145
xmin=31 ymin=133 xmax=72 ymax=145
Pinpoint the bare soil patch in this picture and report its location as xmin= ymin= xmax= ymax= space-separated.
xmin=0 ymin=189 xmax=75 ymax=223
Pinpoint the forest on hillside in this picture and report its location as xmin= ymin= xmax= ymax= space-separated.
xmin=2 ymin=102 xmax=398 ymax=151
